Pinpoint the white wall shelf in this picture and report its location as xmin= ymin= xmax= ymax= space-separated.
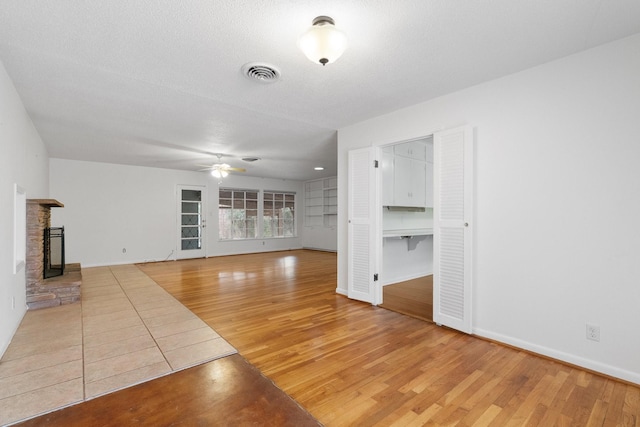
xmin=303 ymin=176 xmax=338 ymax=251
xmin=382 ymin=228 xmax=433 ymax=238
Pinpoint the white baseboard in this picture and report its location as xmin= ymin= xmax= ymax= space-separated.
xmin=473 ymin=327 xmax=640 ymax=385
xmin=382 ymin=271 xmax=432 ymax=286
xmin=78 ymin=247 xmax=309 ymax=268
xmin=302 ymin=246 xmax=337 ymax=253
xmin=81 ymin=259 xmax=147 ymax=268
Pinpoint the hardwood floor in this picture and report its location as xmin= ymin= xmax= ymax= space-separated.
xmin=137 ymin=250 xmax=639 ymax=425
xmin=17 ymin=354 xmax=320 ymax=427
xmin=19 ymin=250 xmax=640 ymax=425
xmin=380 ymin=275 xmax=433 ymax=322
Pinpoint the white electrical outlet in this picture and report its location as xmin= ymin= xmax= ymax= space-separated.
xmin=586 ymin=324 xmax=600 ymax=342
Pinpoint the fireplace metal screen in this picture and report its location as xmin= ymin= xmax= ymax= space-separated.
xmin=44 ymin=226 xmax=65 ymax=279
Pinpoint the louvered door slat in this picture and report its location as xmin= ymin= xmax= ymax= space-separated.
xmin=434 ymin=126 xmax=473 ymax=333
xmin=348 ymin=147 xmax=377 ymax=303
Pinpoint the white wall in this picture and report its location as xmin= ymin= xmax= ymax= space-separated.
xmin=382 ymin=210 xmax=433 ymax=284
xmin=0 ymin=60 xmax=49 ymax=356
xmin=50 ymin=159 xmax=303 ymax=266
xmin=302 ymin=227 xmax=337 ymax=252
xmin=337 ymin=33 xmax=640 ymax=384
xmin=382 ymin=236 xmax=433 ymax=285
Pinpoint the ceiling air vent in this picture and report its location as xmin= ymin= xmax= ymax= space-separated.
xmin=242 ymin=63 xmax=281 ymax=83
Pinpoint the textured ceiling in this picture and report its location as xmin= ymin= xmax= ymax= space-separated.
xmin=1 ymin=1 xmax=640 ymax=180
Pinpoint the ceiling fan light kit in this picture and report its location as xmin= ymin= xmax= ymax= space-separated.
xmin=211 ymin=168 xmax=229 ymax=179
xmin=198 ymin=154 xmax=246 ymax=180
xmin=298 ymin=16 xmax=347 ymax=66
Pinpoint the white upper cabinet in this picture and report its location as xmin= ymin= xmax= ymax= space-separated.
xmin=382 ymin=138 xmax=433 ymax=208
xmin=425 ymin=159 xmax=434 ymax=207
xmin=393 ymin=156 xmax=426 ymax=207
xmin=381 ymin=147 xmax=395 ymax=206
xmin=425 ymin=138 xmax=434 ymax=163
xmin=394 ymin=140 xmax=427 ymax=160
xmin=425 ymin=137 xmax=434 ymax=207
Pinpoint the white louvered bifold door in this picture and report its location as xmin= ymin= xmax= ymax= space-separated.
xmin=433 ymin=126 xmax=473 ymax=333
xmin=348 ymin=147 xmax=378 ymax=304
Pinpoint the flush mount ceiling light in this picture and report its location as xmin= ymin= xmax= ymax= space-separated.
xmin=298 ymin=16 xmax=347 ymax=66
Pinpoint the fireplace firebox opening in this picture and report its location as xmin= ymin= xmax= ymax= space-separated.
xmin=44 ymin=226 xmax=65 ymax=279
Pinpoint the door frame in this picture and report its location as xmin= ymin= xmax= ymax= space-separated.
xmin=345 ymin=126 xmax=474 ymax=334
xmin=176 ymin=184 xmax=207 ymax=259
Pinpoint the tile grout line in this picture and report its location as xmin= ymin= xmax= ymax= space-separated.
xmin=2 ymin=266 xmax=238 ymax=425
xmin=108 ymin=266 xmax=175 ymax=371
xmin=79 ymin=273 xmax=126 ymax=398
xmin=82 ymin=269 xmax=165 ymax=396
xmin=0 ymin=304 xmax=84 ymax=427
xmin=109 ymin=265 xmax=238 ymax=372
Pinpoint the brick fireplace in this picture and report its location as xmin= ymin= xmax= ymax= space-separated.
xmin=26 ymin=199 xmax=81 ymax=310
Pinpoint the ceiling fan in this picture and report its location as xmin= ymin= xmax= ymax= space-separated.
xmin=197 ymin=154 xmax=246 ymax=178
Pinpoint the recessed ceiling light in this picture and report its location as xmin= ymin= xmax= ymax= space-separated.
xmin=314 ymin=166 xmax=324 ymax=171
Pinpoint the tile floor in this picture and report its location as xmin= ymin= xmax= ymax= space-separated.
xmin=0 ymin=265 xmax=236 ymax=426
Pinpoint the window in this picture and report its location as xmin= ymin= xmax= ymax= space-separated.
xmin=219 ymin=189 xmax=258 ymax=240
xmin=263 ymin=192 xmax=295 ymax=237
xmin=219 ymin=188 xmax=296 ymax=240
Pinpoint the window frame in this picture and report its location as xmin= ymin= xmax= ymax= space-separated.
xmin=218 ymin=188 xmax=260 ymax=241
xmin=218 ymin=188 xmax=296 ymax=241
xmin=262 ymin=190 xmax=296 ymax=238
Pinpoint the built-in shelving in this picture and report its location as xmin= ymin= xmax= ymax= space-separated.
xmin=304 ymin=179 xmax=324 ymax=227
xmin=303 ymin=176 xmax=338 ymax=252
xmin=304 ymin=177 xmax=337 ymax=227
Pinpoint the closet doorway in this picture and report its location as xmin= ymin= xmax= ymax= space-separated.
xmin=347 ymin=125 xmax=473 ymax=333
xmin=379 ymin=136 xmax=434 ymax=322
xmin=380 ymin=275 xmax=433 ymax=322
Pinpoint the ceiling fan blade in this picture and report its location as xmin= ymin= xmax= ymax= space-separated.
xmin=196 ymin=162 xmax=245 ymax=173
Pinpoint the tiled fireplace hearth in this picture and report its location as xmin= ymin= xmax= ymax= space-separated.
xmin=26 ymin=199 xmax=81 ymax=310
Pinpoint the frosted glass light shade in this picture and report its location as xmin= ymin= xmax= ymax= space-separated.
xmin=211 ymin=169 xmax=228 ymax=179
xmin=298 ymin=16 xmax=347 ymax=66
